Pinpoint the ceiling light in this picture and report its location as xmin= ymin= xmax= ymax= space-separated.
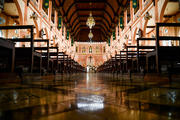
xmin=86 ymin=12 xmax=95 ymax=29
xmin=88 ymin=30 xmax=93 ymax=40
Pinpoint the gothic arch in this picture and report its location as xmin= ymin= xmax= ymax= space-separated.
xmin=13 ymin=0 xmax=23 ymax=25
xmin=33 ymin=19 xmax=39 ymax=38
xmin=143 ymin=19 xmax=149 ymax=37
xmin=160 ymin=0 xmax=168 ymax=22
xmin=133 ymin=27 xmax=138 ymax=44
xmin=89 ymin=46 xmax=92 ymax=53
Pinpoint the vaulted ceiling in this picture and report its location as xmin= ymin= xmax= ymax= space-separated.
xmin=55 ymin=0 xmax=128 ymax=42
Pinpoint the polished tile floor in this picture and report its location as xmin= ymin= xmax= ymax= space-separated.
xmin=0 ymin=73 xmax=180 ymax=120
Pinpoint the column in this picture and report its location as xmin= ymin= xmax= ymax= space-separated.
xmin=154 ymin=0 xmax=159 ymax=22
xmin=48 ymin=0 xmax=52 ymax=22
xmin=124 ymin=10 xmax=127 ymax=29
xmin=24 ymin=0 xmax=28 ymax=25
xmin=39 ymin=0 xmax=43 ymax=10
xmin=55 ymin=10 xmax=58 ymax=27
xmin=139 ymin=0 xmax=143 ymax=10
xmin=130 ymin=0 xmax=134 ymax=22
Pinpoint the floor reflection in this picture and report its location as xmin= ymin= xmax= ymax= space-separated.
xmin=0 ymin=73 xmax=180 ymax=120
xmin=77 ymin=94 xmax=104 ymax=111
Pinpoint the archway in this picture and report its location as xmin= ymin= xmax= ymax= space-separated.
xmin=2 ymin=0 xmax=23 ymax=25
xmin=143 ymin=19 xmax=148 ymax=37
xmin=159 ymin=0 xmax=180 ymax=46
xmin=31 ymin=18 xmax=39 ymax=39
xmin=133 ymin=27 xmax=138 ymax=45
xmin=13 ymin=0 xmax=23 ymax=25
xmin=2 ymin=0 xmax=23 ymax=45
xmin=160 ymin=0 xmax=168 ymax=22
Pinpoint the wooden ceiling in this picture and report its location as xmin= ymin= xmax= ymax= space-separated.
xmin=55 ymin=0 xmax=128 ymax=42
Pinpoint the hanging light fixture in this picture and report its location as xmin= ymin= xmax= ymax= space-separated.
xmin=86 ymin=12 xmax=95 ymax=29
xmin=87 ymin=2 xmax=95 ymax=43
xmin=88 ymin=30 xmax=93 ymax=40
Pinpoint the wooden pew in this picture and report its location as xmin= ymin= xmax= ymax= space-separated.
xmin=0 ymin=25 xmax=38 ymax=73
xmin=48 ymin=47 xmax=58 ymax=73
xmin=138 ymin=23 xmax=180 ymax=73
xmin=0 ymin=38 xmax=15 ymax=72
xmin=33 ymin=39 xmax=49 ymax=73
xmin=137 ymin=38 xmax=156 ymax=72
xmin=42 ymin=46 xmax=59 ymax=73
xmin=58 ymin=52 xmax=68 ymax=73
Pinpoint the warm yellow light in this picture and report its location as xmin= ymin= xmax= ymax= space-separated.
xmin=88 ymin=30 xmax=93 ymax=39
xmin=86 ymin=12 xmax=95 ymax=29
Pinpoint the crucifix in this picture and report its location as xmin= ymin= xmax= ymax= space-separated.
xmin=89 ymin=56 xmax=92 ymax=63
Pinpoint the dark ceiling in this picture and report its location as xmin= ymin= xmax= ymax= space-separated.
xmin=55 ymin=0 xmax=128 ymax=42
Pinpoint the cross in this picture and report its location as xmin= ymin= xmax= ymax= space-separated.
xmin=89 ymin=56 xmax=92 ymax=63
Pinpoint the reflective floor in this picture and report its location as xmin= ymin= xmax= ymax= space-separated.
xmin=0 ymin=73 xmax=180 ymax=120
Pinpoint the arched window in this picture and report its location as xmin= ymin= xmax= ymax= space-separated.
xmin=76 ymin=46 xmax=78 ymax=53
xmin=89 ymin=46 xmax=92 ymax=53
xmin=82 ymin=46 xmax=86 ymax=53
xmin=96 ymin=46 xmax=99 ymax=53
xmin=103 ymin=46 xmax=106 ymax=53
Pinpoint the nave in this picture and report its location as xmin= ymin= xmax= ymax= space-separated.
xmin=0 ymin=0 xmax=180 ymax=119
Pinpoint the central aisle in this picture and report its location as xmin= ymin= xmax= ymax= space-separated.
xmin=0 ymin=73 xmax=179 ymax=120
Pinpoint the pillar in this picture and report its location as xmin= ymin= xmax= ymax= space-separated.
xmin=48 ymin=0 xmax=52 ymax=22
xmin=130 ymin=0 xmax=134 ymax=22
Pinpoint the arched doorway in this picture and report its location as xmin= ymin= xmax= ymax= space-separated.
xmin=1 ymin=0 xmax=23 ymax=46
xmin=2 ymin=0 xmax=23 ymax=25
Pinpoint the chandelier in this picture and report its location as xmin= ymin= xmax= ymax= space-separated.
xmin=88 ymin=30 xmax=93 ymax=40
xmin=86 ymin=12 xmax=95 ymax=29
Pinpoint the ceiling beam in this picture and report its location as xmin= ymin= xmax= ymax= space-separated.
xmin=103 ymin=1 xmax=111 ymax=39
xmin=59 ymin=0 xmax=129 ymax=41
xmin=68 ymin=8 xmax=113 ymax=26
xmin=55 ymin=0 xmax=60 ymax=6
xmin=66 ymin=7 xmax=114 ymax=34
xmin=64 ymin=0 xmax=116 ymax=17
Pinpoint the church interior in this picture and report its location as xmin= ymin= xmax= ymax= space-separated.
xmin=0 ymin=0 xmax=180 ymax=119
